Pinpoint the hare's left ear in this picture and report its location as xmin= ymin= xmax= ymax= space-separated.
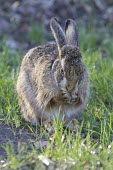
xmin=65 ymin=19 xmax=79 ymax=47
xmin=50 ymin=17 xmax=66 ymax=56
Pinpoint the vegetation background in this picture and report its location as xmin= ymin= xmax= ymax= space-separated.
xmin=0 ymin=0 xmax=113 ymax=169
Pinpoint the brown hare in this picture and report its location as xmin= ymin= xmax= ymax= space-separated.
xmin=16 ymin=18 xmax=89 ymax=130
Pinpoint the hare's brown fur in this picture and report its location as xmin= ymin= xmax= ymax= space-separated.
xmin=17 ymin=44 xmax=58 ymax=122
xmin=16 ymin=18 xmax=89 ymax=125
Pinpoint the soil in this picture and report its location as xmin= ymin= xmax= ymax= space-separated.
xmin=0 ymin=122 xmax=40 ymax=158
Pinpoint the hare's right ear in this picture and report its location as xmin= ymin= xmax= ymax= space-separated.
xmin=65 ymin=19 xmax=79 ymax=47
xmin=50 ymin=18 xmax=66 ymax=56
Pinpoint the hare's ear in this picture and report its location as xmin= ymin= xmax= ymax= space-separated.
xmin=50 ymin=18 xmax=66 ymax=55
xmin=65 ymin=19 xmax=79 ymax=47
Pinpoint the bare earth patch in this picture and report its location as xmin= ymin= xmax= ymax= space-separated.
xmin=0 ymin=122 xmax=40 ymax=158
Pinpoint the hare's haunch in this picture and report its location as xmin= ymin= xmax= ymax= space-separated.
xmin=16 ymin=18 xmax=89 ymax=126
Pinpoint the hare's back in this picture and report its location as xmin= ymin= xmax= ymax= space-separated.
xmin=25 ymin=44 xmax=58 ymax=62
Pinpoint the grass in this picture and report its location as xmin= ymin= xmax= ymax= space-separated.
xmin=0 ymin=22 xmax=113 ymax=169
xmin=29 ymin=23 xmax=45 ymax=44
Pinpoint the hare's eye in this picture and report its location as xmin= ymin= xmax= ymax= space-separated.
xmin=60 ymin=68 xmax=64 ymax=75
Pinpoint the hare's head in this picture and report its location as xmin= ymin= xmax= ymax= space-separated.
xmin=50 ymin=18 xmax=84 ymax=93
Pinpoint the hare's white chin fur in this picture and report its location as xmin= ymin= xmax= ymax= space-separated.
xmin=60 ymin=77 xmax=67 ymax=90
xmin=61 ymin=58 xmax=65 ymax=68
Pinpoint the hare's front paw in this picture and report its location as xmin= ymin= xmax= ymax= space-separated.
xmin=62 ymin=92 xmax=78 ymax=104
xmin=65 ymin=119 xmax=80 ymax=132
xmin=62 ymin=92 xmax=71 ymax=103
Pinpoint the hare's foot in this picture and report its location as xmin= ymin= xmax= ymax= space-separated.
xmin=30 ymin=119 xmax=40 ymax=126
xmin=65 ymin=119 xmax=80 ymax=132
xmin=23 ymin=114 xmax=40 ymax=126
xmin=43 ymin=119 xmax=55 ymax=134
